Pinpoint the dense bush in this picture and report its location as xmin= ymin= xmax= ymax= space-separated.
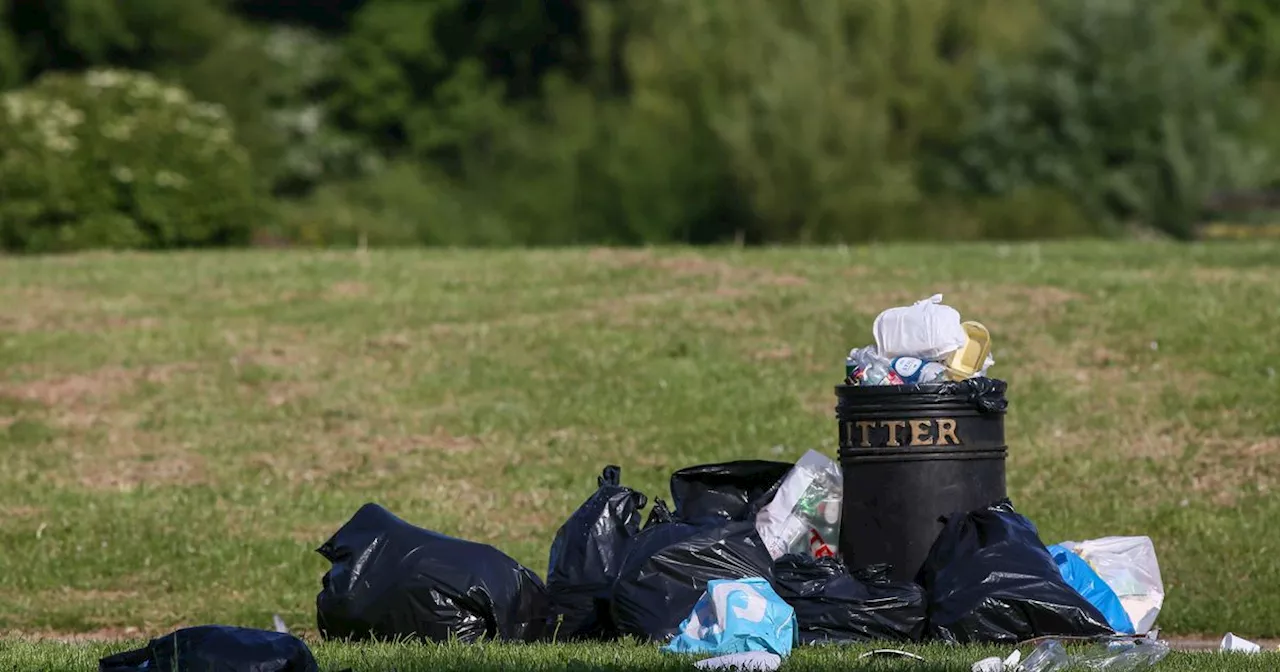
xmin=329 ymin=0 xmax=587 ymax=161
xmin=935 ymin=0 xmax=1269 ymax=239
xmin=272 ymin=161 xmax=516 ymax=247
xmin=439 ymin=0 xmax=1098 ymax=244
xmin=1 ymin=0 xmax=1276 ymax=248
xmin=0 ymin=69 xmax=260 ymax=252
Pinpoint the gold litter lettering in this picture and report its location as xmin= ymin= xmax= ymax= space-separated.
xmin=910 ymin=419 xmax=932 ymax=446
xmin=842 ymin=417 xmax=964 ymax=448
xmin=937 ymin=418 xmax=960 ymax=446
xmin=855 ymin=421 xmax=875 ymax=448
xmin=883 ymin=420 xmax=906 ymax=447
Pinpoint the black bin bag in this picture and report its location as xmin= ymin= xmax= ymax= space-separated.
xmin=99 ymin=626 xmax=319 ymax=672
xmin=610 ymin=460 xmax=787 ymax=641
xmin=316 ymin=503 xmax=551 ymax=643
xmin=546 ymin=465 xmax=647 ymax=640
xmin=669 ymin=460 xmax=792 ymax=523
xmin=611 ymin=519 xmax=776 ymax=641
xmin=772 ymin=555 xmax=926 ymax=644
xmin=918 ymin=499 xmax=1114 ymax=644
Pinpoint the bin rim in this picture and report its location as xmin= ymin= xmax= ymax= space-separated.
xmin=834 ymin=378 xmax=1006 ymax=397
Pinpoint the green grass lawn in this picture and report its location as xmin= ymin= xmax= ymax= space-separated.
xmin=0 ymin=639 xmax=1276 ymax=672
xmin=1 ymin=242 xmax=1278 ymax=669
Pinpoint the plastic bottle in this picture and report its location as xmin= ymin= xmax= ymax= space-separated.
xmin=1021 ymin=640 xmax=1070 ymax=672
xmin=789 ymin=474 xmax=841 ymax=558
xmin=1071 ymin=638 xmax=1170 ymax=670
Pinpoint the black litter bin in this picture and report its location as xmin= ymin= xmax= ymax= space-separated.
xmin=836 ymin=379 xmax=1008 ymax=582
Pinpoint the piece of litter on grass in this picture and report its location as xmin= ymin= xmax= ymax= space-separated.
xmin=694 ymin=652 xmax=782 ymax=671
xmin=35 ymin=522 xmax=47 ymax=539
xmin=972 ymin=656 xmax=1004 ymax=672
xmin=1221 ymin=632 xmax=1261 ymax=653
xmin=972 ymin=649 xmax=1023 ymax=672
xmin=858 ymin=649 xmax=926 ymax=662
xmin=272 ymin=614 xmax=289 ymax=634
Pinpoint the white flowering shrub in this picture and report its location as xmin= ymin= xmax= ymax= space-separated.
xmin=0 ymin=69 xmax=260 ymax=252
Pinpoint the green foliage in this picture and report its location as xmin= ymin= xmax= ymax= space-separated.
xmin=3 ymin=0 xmax=374 ymax=197
xmin=433 ymin=0 xmax=1070 ymax=245
xmin=273 ymin=161 xmax=515 ymax=247
xmin=1 ymin=0 xmax=1276 ymax=247
xmin=330 ymin=0 xmax=585 ymax=160
xmin=0 ymin=69 xmax=260 ymax=252
xmin=6 ymin=0 xmax=233 ymax=75
xmin=939 ymin=0 xmax=1269 ymax=240
xmin=1188 ymin=0 xmax=1280 ymax=185
xmin=609 ymin=0 xmax=989 ymax=242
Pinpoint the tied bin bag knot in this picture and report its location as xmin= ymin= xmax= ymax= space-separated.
xmin=836 ymin=377 xmax=1010 ymax=582
xmin=546 ymin=465 xmax=648 ymax=641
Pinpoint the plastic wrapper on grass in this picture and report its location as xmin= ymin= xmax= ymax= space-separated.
xmin=772 ymin=556 xmax=927 ymax=644
xmin=665 ymin=577 xmax=797 ymax=656
xmin=99 ymin=625 xmax=319 ymax=672
xmin=546 ymin=465 xmax=648 ymax=641
xmin=1057 ymin=536 xmax=1165 ymax=634
xmin=316 ymin=503 xmax=551 ymax=643
xmin=918 ymin=499 xmax=1114 ymax=644
xmin=1047 ymin=544 xmax=1135 ymax=634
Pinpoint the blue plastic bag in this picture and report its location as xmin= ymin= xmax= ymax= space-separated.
xmin=1047 ymin=544 xmax=1135 ymax=634
xmin=664 ymin=578 xmax=797 ymax=657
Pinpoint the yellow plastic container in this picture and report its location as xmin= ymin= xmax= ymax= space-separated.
xmin=945 ymin=321 xmax=991 ymax=381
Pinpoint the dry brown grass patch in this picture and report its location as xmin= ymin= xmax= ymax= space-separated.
xmin=75 ymin=450 xmax=208 ymax=491
xmin=0 ymin=505 xmax=46 ymax=518
xmin=959 ymin=284 xmax=1086 ymax=323
xmin=0 ymin=364 xmax=197 ymax=431
xmin=752 ymin=345 xmax=795 ymax=361
xmin=4 ymin=626 xmax=144 ymax=642
xmin=231 ymin=343 xmax=321 ymax=370
xmin=0 ymin=287 xmax=159 ymax=334
xmin=1183 ymin=436 xmax=1280 ymax=506
xmin=326 ymin=280 xmax=370 ymax=299
xmin=1190 ymin=266 xmax=1277 ymax=284
xmin=243 ymin=424 xmax=487 ymax=491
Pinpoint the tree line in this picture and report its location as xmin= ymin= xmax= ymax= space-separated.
xmin=2 ymin=0 xmax=1279 ymax=251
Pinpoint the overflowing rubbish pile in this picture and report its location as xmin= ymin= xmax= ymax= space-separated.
xmin=99 ymin=295 xmax=1184 ymax=672
xmin=845 ymin=294 xmax=994 ymax=386
xmin=304 ymin=461 xmax=1165 ymax=660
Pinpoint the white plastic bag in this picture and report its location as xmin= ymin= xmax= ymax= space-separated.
xmin=872 ymin=294 xmax=967 ymax=360
xmin=1057 ymin=536 xmax=1164 ymax=634
xmin=754 ymin=450 xmax=841 ymax=560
